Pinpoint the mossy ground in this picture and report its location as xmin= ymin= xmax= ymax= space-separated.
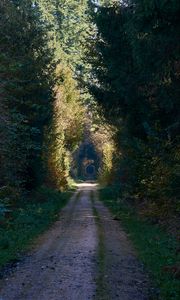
xmin=0 ymin=187 xmax=72 ymax=269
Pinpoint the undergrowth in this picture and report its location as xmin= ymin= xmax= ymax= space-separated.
xmin=0 ymin=187 xmax=72 ymax=269
xmin=99 ymin=187 xmax=180 ymax=300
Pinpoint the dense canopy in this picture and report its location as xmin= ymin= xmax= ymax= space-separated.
xmin=0 ymin=0 xmax=179 ymax=242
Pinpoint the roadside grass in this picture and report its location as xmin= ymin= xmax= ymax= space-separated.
xmin=0 ymin=187 xmax=72 ymax=269
xmin=90 ymin=191 xmax=108 ymax=300
xmin=99 ymin=187 xmax=180 ymax=300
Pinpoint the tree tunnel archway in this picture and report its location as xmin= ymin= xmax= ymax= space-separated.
xmin=85 ymin=163 xmax=95 ymax=177
xmin=71 ymin=141 xmax=100 ymax=181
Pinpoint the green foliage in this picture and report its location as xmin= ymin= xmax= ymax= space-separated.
xmin=0 ymin=0 xmax=55 ymax=190
xmin=0 ymin=187 xmax=71 ymax=267
xmin=90 ymin=119 xmax=116 ymax=184
xmin=89 ymin=0 xmax=180 ymax=215
xmin=44 ymin=65 xmax=85 ymax=190
xmin=36 ymin=0 xmax=91 ymax=189
xmin=38 ymin=0 xmax=93 ymax=74
xmin=100 ymin=187 xmax=180 ymax=300
xmin=0 ymin=0 xmax=87 ymax=192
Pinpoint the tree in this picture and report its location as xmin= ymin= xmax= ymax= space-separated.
xmin=88 ymin=0 xmax=180 ymax=213
xmin=37 ymin=0 xmax=93 ymax=188
xmin=0 ymin=0 xmax=54 ymax=191
xmin=45 ymin=65 xmax=85 ymax=189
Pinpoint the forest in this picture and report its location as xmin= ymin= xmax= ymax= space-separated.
xmin=0 ymin=1 xmax=179 ymax=300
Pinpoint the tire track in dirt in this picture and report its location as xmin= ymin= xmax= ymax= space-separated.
xmin=0 ymin=185 xmax=98 ymax=300
xmin=91 ymin=188 xmax=151 ymax=300
xmin=0 ymin=183 xmax=151 ymax=300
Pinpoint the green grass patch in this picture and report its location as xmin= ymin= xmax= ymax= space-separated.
xmin=0 ymin=187 xmax=72 ymax=268
xmin=99 ymin=187 xmax=180 ymax=300
xmin=90 ymin=191 xmax=109 ymax=300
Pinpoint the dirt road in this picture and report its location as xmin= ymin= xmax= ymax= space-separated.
xmin=0 ymin=183 xmax=150 ymax=300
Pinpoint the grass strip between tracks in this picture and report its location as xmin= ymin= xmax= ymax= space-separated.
xmin=91 ymin=190 xmax=109 ymax=300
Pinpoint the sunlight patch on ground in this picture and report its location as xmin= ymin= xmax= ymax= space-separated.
xmin=76 ymin=182 xmax=98 ymax=188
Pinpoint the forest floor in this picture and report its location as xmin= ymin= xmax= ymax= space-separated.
xmin=0 ymin=183 xmax=151 ymax=300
